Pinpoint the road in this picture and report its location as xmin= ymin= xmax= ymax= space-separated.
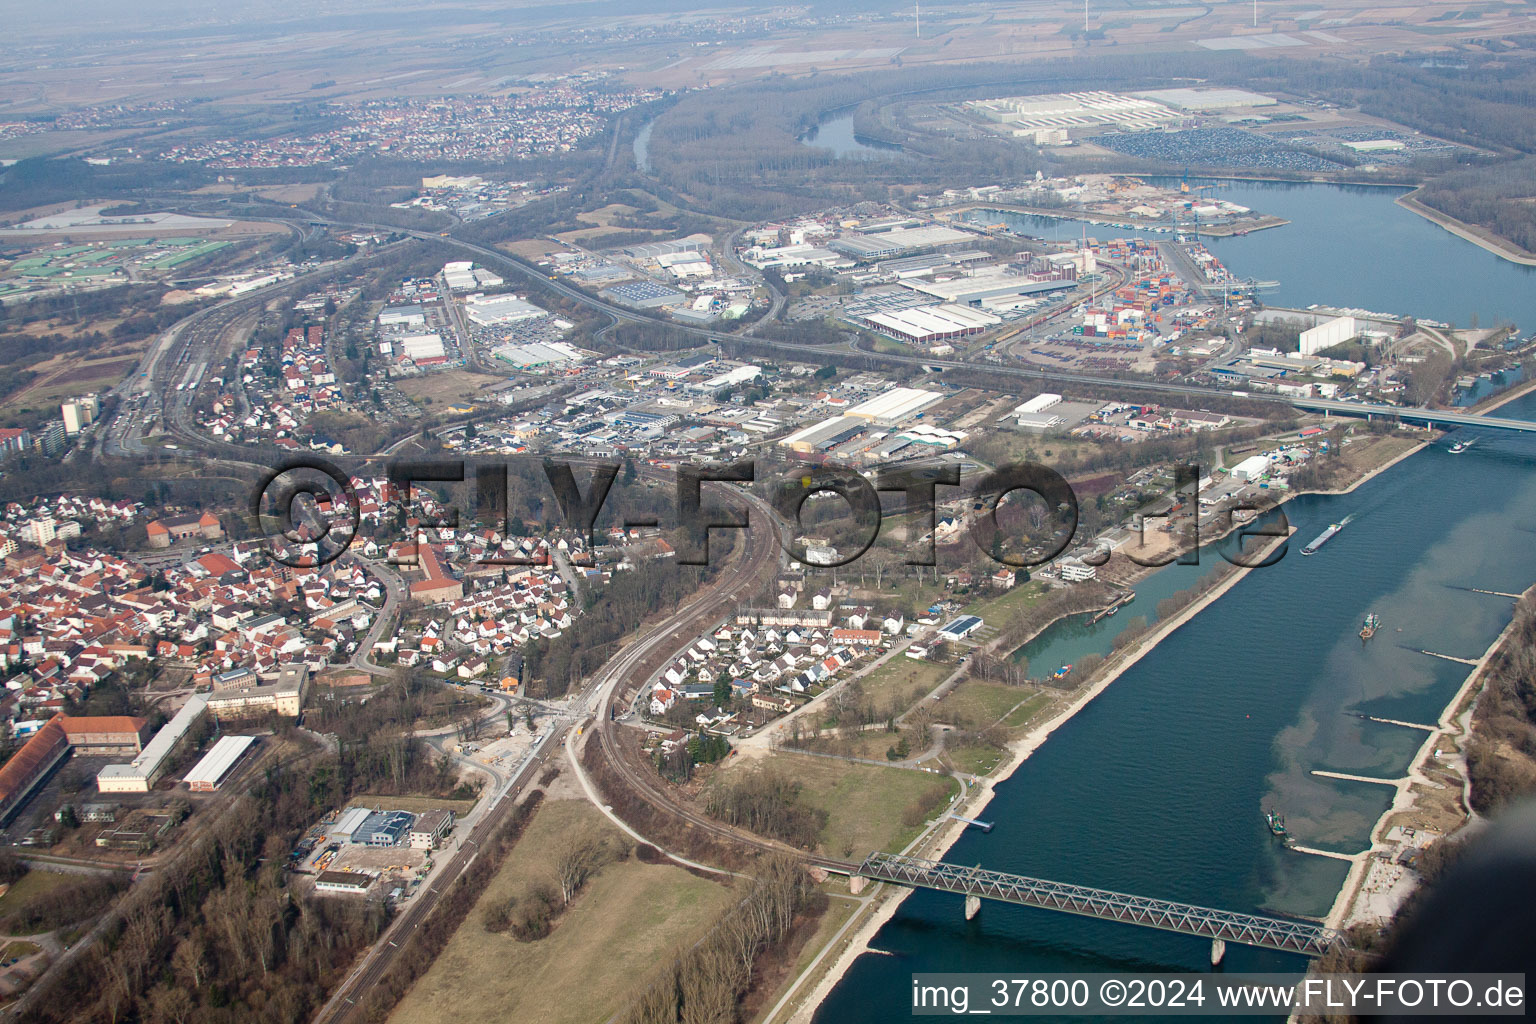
xmin=346 ymin=556 xmax=405 ymax=674
xmin=312 ymin=721 xmax=565 ymax=1024
xmin=157 ymin=210 xmax=1498 ymax=450
xmin=73 ymin=204 xmax=1509 ymax=1023
xmin=313 ymin=475 xmax=796 ymax=1023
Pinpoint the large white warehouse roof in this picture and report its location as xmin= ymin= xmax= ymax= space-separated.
xmin=843 ymin=387 xmax=945 ymax=424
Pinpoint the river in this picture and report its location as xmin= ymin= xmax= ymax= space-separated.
xmin=815 ymin=183 xmax=1536 ymax=1020
xmin=962 ymin=179 xmax=1536 ymax=331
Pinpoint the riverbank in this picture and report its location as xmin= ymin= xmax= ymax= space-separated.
xmin=781 ymin=432 xmax=1436 ymax=1018
xmin=1395 ymin=190 xmax=1536 ymax=268
xmin=942 ymin=202 xmax=1289 ymax=238
xmin=1470 ymin=372 xmax=1536 ymax=416
xmin=1326 ymin=582 xmax=1536 ymax=933
xmin=783 ymin=529 xmax=1292 ymax=1024
xmin=1309 ymin=374 xmax=1536 ymax=926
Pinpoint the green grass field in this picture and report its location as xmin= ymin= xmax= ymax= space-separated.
xmin=853 ymin=657 xmax=947 ymax=716
xmin=737 ymin=752 xmax=958 ymax=860
xmin=0 ymin=870 xmax=72 ymax=933
xmin=933 ymin=742 xmax=1008 ymax=776
xmin=940 ymin=679 xmax=1039 ymax=729
xmin=958 ymin=579 xmax=1048 ymax=624
xmin=1002 ymin=692 xmax=1055 ymax=729
xmin=348 ymin=793 xmax=479 ymax=816
xmin=389 ymin=800 xmax=731 ymax=1024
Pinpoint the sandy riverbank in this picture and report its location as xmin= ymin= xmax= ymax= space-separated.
xmin=1312 ymin=375 xmax=1536 ymax=928
xmin=1323 ymin=583 xmax=1535 ymax=932
xmin=1395 ymin=191 xmax=1536 ymax=268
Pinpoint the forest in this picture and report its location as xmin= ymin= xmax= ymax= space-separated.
xmin=14 ymin=668 xmax=497 ymax=1022
xmin=1416 ymin=157 xmax=1536 ymax=255
xmin=521 ymin=556 xmax=713 ymax=698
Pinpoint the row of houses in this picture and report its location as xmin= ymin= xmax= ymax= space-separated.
xmin=648 ymin=617 xmax=892 ymax=719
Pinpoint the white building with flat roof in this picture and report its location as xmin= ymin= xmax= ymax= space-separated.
xmin=98 ymin=696 xmax=208 ymax=793
xmin=1015 ymin=393 xmax=1062 ymax=416
xmin=465 ymin=294 xmax=548 ymax=326
xmin=1231 ymin=454 xmax=1272 ymax=482
xmin=398 ymin=334 xmax=446 ymax=361
xmin=842 ymin=387 xmax=945 ymax=426
xmin=1059 ymin=560 xmax=1097 ymax=582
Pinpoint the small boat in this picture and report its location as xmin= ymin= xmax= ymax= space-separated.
xmin=1265 ymin=810 xmax=1289 ymax=838
xmin=1360 ymin=613 xmax=1380 ymax=640
xmin=1449 ymin=438 xmax=1476 ymax=454
xmin=1052 ymin=664 xmax=1073 ymax=679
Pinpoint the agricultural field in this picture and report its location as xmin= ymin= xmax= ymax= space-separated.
xmin=0 ymin=351 xmax=140 ymax=419
xmin=346 ymin=793 xmax=480 ymax=817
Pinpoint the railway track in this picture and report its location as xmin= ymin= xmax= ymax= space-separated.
xmin=583 ymin=485 xmax=857 ymax=874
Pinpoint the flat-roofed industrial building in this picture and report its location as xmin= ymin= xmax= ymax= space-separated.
xmin=97 ymin=696 xmax=208 ymax=794
xmin=938 ymin=615 xmax=985 ymax=642
xmin=778 ymin=416 xmax=866 ymax=454
xmin=409 ymin=809 xmax=455 ymax=849
xmin=315 ymin=870 xmax=373 ymax=895
xmin=353 ymin=809 xmax=415 ymax=847
xmin=855 ymin=304 xmax=1003 ymax=344
xmin=843 ymin=387 xmax=945 ymax=426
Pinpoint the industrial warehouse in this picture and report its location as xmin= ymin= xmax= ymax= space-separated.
xmin=182 ymin=735 xmax=258 ymax=792
xmin=778 ymin=387 xmax=948 ymax=456
xmin=294 ymin=804 xmax=459 ymax=899
xmin=97 ymin=696 xmax=209 ymax=793
xmin=853 ymin=304 xmax=1002 ymax=344
xmin=464 ymin=293 xmax=548 ymax=326
xmin=0 ymin=715 xmax=157 ymax=824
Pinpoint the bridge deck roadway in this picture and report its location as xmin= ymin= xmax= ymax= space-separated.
xmin=858 ymin=852 xmax=1338 ymax=956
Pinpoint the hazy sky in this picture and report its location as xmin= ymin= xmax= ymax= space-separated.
xmin=5 ymin=0 xmax=912 ymax=42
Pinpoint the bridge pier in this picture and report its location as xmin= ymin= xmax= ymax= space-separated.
xmin=849 ymin=875 xmax=866 ymax=896
xmin=856 ymin=852 xmax=1339 ymax=956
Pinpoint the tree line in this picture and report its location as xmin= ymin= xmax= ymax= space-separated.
xmin=616 ymin=855 xmax=820 ymax=1024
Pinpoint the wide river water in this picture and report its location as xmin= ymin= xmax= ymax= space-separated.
xmin=963 ymin=178 xmax=1536 ymax=331
xmin=815 ymin=183 xmax=1536 ymax=1020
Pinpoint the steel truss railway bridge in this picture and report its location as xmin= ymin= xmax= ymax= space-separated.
xmin=854 ymin=852 xmax=1339 ymax=960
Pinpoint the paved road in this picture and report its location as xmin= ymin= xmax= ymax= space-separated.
xmin=346 ymin=556 xmax=404 ymax=674
xmin=312 ymin=723 xmax=565 ymax=1024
